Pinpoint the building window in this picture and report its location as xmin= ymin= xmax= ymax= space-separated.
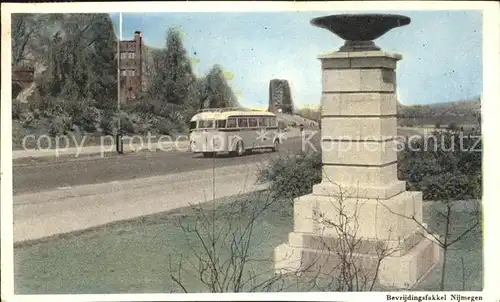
xmin=120 ymin=52 xmax=127 ymax=60
xmin=121 ymin=70 xmax=127 ymax=76
xmin=128 ymin=52 xmax=135 ymax=59
xmin=129 ymin=70 xmax=135 ymax=76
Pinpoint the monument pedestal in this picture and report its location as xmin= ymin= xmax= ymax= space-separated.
xmin=273 ymin=50 xmax=442 ymax=289
xmin=274 ymin=192 xmax=442 ymax=289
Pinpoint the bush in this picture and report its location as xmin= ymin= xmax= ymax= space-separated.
xmin=99 ymin=111 xmax=117 ymax=135
xmin=259 ymin=130 xmax=481 ymax=203
xmin=19 ymin=110 xmax=35 ymax=128
xmin=12 ymin=102 xmax=22 ymax=119
xmin=398 ymin=130 xmax=482 ymax=201
xmin=48 ymin=117 xmax=66 ymax=137
xmin=448 ymin=123 xmax=459 ymax=131
xmin=155 ymin=117 xmax=176 ymax=135
xmin=257 ymin=151 xmax=322 ymax=202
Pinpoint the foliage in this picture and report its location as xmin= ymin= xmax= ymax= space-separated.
xmin=202 ymin=65 xmax=239 ymax=108
xmin=11 ymin=14 xmax=60 ymax=66
xmin=257 ymin=151 xmax=322 ymax=202
xmin=12 ymin=17 xmax=240 ymax=143
xmin=149 ymin=27 xmax=195 ymax=106
xmin=261 ymin=130 xmax=481 ymax=203
xmin=447 ymin=123 xmax=459 ymax=131
xmin=398 ymin=129 xmax=482 ymax=201
xmin=397 ymin=98 xmax=481 ymax=126
xmin=296 ymin=106 xmax=321 ymax=122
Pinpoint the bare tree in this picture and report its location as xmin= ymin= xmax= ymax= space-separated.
xmin=167 ymin=155 xmax=407 ymax=293
xmin=378 ymin=196 xmax=481 ymax=290
xmin=294 ymin=179 xmax=402 ymax=292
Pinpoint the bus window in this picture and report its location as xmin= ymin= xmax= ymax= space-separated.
xmin=238 ymin=117 xmax=248 ymax=128
xmin=257 ymin=117 xmax=266 ymax=127
xmin=216 ymin=120 xmax=227 ymax=128
xmin=249 ymin=117 xmax=258 ymax=128
xmin=199 ymin=120 xmax=214 ymax=128
xmin=190 ymin=121 xmax=197 ymax=130
xmin=227 ymin=118 xmax=237 ymax=128
xmin=269 ymin=117 xmax=277 ymax=127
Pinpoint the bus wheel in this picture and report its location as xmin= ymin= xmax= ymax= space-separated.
xmin=236 ymin=141 xmax=245 ymax=157
xmin=203 ymin=152 xmax=215 ymax=158
xmin=271 ymin=139 xmax=280 ymax=152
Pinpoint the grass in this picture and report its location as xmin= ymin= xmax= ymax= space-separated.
xmin=14 ymin=192 xmax=482 ymax=294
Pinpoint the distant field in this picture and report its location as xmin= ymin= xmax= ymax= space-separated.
xmin=295 ymin=99 xmax=481 ymax=128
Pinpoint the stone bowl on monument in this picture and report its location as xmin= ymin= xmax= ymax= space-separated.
xmin=274 ymin=14 xmax=442 ymax=289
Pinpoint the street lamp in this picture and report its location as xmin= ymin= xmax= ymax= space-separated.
xmin=116 ymin=12 xmax=124 ymax=154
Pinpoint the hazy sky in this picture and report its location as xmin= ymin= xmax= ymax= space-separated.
xmin=110 ymin=11 xmax=482 ymax=109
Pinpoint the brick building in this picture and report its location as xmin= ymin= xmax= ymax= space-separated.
xmin=119 ymin=31 xmax=148 ymax=104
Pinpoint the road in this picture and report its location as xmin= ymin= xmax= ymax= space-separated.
xmin=13 ymin=127 xmax=423 ymax=196
xmin=13 ymin=135 xmax=321 ymax=196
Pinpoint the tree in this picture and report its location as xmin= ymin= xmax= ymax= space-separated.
xmin=31 ymin=13 xmax=119 ymax=133
xmin=85 ymin=14 xmax=118 ymax=110
xmin=149 ymin=27 xmax=195 ymax=107
xmin=182 ymin=78 xmax=206 ymax=121
xmin=11 ymin=14 xmax=47 ymax=66
xmin=204 ymin=64 xmax=239 ymax=108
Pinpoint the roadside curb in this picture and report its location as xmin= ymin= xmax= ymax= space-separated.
xmin=12 ymin=133 xmax=306 ymax=160
xmin=14 ymin=185 xmax=270 ymax=248
xmin=14 ymin=162 xmax=269 ymax=244
xmin=12 ymin=141 xmax=191 ymax=160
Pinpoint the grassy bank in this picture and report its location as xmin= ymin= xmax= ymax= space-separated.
xmin=14 ymin=190 xmax=482 ymax=294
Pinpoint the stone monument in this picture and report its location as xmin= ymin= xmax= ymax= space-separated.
xmin=274 ymin=14 xmax=442 ymax=289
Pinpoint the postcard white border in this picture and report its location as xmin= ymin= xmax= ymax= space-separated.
xmin=1 ymin=1 xmax=499 ymax=302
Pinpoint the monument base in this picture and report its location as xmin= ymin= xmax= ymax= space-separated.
xmin=275 ymin=233 xmax=441 ymax=289
xmin=274 ymin=192 xmax=442 ymax=289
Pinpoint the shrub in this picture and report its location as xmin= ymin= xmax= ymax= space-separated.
xmin=19 ymin=110 xmax=35 ymax=128
xmin=99 ymin=111 xmax=117 ymax=135
xmin=12 ymin=102 xmax=22 ymax=120
xmin=448 ymin=123 xmax=459 ymax=131
xmin=398 ymin=130 xmax=482 ymax=201
xmin=257 ymin=150 xmax=322 ymax=202
xmin=155 ymin=117 xmax=176 ymax=136
xmin=118 ymin=112 xmax=136 ymax=134
xmin=259 ymin=130 xmax=481 ymax=203
xmin=48 ymin=117 xmax=66 ymax=137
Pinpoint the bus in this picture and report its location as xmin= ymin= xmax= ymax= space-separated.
xmin=189 ymin=108 xmax=282 ymax=157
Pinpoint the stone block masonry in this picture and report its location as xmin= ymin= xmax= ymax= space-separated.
xmin=274 ymin=50 xmax=442 ymax=289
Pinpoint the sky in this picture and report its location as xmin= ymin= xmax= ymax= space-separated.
xmin=110 ymin=11 xmax=482 ymax=109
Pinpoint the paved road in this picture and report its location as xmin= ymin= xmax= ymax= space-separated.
xmin=13 ymin=135 xmax=321 ymax=196
xmin=13 ymin=128 xmax=423 ymax=196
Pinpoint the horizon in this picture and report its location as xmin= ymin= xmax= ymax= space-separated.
xmin=110 ymin=11 xmax=482 ymax=110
